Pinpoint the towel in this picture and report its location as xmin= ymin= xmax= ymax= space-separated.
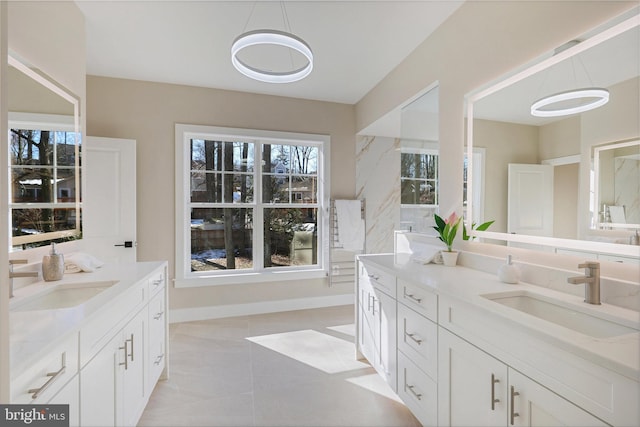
xmin=335 ymin=199 xmax=365 ymax=251
xmin=608 ymin=205 xmax=626 ymax=224
xmin=64 ymin=252 xmax=104 ymax=273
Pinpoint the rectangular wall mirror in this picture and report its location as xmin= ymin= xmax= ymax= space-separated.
xmin=465 ymin=8 xmax=640 ymax=261
xmin=8 ymin=54 xmax=81 ymax=251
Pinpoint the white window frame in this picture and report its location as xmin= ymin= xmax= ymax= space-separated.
xmin=175 ymin=124 xmax=330 ymax=287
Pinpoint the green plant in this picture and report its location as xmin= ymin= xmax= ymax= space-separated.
xmin=462 ymin=220 xmax=495 ymax=240
xmin=433 ymin=212 xmax=461 ymax=252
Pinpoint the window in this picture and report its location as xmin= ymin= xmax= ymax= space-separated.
xmin=176 ymin=125 xmax=329 ymax=286
xmin=401 ymin=150 xmax=439 ymax=206
xmin=9 ymin=113 xmax=81 ymax=249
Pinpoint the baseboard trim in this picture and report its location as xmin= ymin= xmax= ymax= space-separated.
xmin=169 ymin=293 xmax=354 ymax=323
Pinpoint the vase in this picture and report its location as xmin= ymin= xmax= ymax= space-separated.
xmin=441 ymin=250 xmax=459 ymax=267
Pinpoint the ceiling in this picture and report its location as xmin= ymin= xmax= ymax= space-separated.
xmin=75 ymin=1 xmax=464 ymax=105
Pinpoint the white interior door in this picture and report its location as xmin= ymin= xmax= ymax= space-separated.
xmin=508 ymin=163 xmax=554 ymax=237
xmin=83 ymin=137 xmax=137 ymax=263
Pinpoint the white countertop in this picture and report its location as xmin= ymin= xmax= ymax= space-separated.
xmin=359 ymin=253 xmax=640 ymax=381
xmin=10 ymin=261 xmax=166 ymax=378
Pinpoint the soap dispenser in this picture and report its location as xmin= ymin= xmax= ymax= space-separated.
xmin=42 ymin=243 xmax=64 ymax=281
xmin=498 ymin=255 xmax=519 ymax=284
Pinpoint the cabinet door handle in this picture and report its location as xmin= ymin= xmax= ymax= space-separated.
xmin=367 ymin=273 xmax=379 ymax=280
xmin=152 ymin=279 xmax=163 ymax=287
xmin=28 ymin=353 xmax=66 ymax=400
xmin=510 ymin=386 xmax=520 ymax=425
xmin=406 ymin=385 xmax=422 ymax=401
xmin=154 ymin=354 xmax=165 ymax=365
xmin=491 ymin=374 xmax=500 ymax=410
xmin=403 ymin=288 xmax=422 ymax=303
xmin=127 ymin=334 xmax=134 ymax=362
xmin=119 ymin=341 xmax=129 ymax=370
xmin=154 ymin=311 xmax=164 ymax=320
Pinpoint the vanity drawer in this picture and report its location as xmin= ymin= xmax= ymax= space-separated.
xmin=397 ymin=351 xmax=438 ymax=427
xmin=11 ymin=332 xmax=79 ymax=404
xmin=398 ymin=303 xmax=438 ymax=381
xmin=397 ymin=278 xmax=437 ymax=322
xmin=360 ymin=262 xmax=395 ymax=296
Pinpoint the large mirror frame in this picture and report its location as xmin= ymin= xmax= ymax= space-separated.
xmin=465 ymin=11 xmax=640 ymax=259
xmin=8 ymin=54 xmax=81 ymax=250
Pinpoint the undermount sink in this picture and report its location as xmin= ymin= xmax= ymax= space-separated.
xmin=482 ymin=291 xmax=639 ymax=339
xmin=11 ymin=281 xmax=118 ymax=311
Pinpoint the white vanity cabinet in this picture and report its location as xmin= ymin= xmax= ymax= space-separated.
xmin=79 ymin=263 xmax=168 ymax=427
xmin=357 ymin=261 xmax=397 ymax=391
xmin=355 ymin=255 xmax=638 ymax=427
xmin=438 ymin=329 xmax=608 ymax=427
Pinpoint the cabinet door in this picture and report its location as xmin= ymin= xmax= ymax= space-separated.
xmin=377 ymin=289 xmax=397 ymax=392
xmin=508 ymin=369 xmax=608 ymax=427
xmin=48 ymin=375 xmax=80 ymax=427
xmin=80 ymin=334 xmax=120 ymax=427
xmin=438 ymin=328 xmax=508 ymax=427
xmin=358 ymin=278 xmax=377 ymax=364
xmin=120 ymin=308 xmax=147 ymax=427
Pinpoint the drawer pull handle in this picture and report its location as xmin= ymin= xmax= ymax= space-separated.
xmin=28 ymin=353 xmax=66 ymax=400
xmin=403 ymin=288 xmax=422 ymax=303
xmin=152 ymin=279 xmax=163 ymax=287
xmin=154 ymin=311 xmax=164 ymax=320
xmin=154 ymin=354 xmax=165 ymax=365
xmin=406 ymin=384 xmax=422 ymax=401
xmin=367 ymin=274 xmax=380 ymax=281
xmin=119 ymin=341 xmax=129 ymax=370
xmin=405 ymin=332 xmax=423 ymax=345
xmin=510 ymin=386 xmax=520 ymax=425
xmin=491 ymin=374 xmax=500 ymax=410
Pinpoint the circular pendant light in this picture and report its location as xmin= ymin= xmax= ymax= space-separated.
xmin=231 ymin=29 xmax=313 ymax=83
xmin=530 ymin=88 xmax=609 ymax=117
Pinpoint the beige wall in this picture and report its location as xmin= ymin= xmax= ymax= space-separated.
xmin=539 ymin=116 xmax=581 ymax=160
xmin=86 ymin=76 xmax=356 ymax=312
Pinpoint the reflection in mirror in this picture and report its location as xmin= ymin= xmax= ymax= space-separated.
xmin=466 ymin=9 xmax=640 ymax=260
xmin=593 ymin=139 xmax=640 ymax=230
xmin=399 ymin=85 xmax=439 ymax=232
xmin=8 ymin=55 xmax=81 ymax=251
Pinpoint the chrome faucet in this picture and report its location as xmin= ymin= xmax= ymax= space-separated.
xmin=9 ymin=259 xmax=39 ymax=298
xmin=567 ymin=261 xmax=601 ymax=305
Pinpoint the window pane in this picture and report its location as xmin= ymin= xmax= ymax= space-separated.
xmin=55 ymin=132 xmax=78 ymax=166
xmin=263 ymin=175 xmax=290 ymax=203
xmin=290 ymin=146 xmax=318 ymax=174
xmin=231 ymin=173 xmax=253 ymax=203
xmin=12 ymin=208 xmax=77 ymax=237
xmin=10 ymin=129 xmax=53 ymax=165
xmin=401 ymin=179 xmax=436 ymax=205
xmin=264 ymin=208 xmax=317 ymax=268
xmin=265 ymin=144 xmax=290 ymax=172
xmin=11 ymin=167 xmax=54 ymax=203
xmin=232 ymin=142 xmax=254 ymax=171
xmin=56 ymin=168 xmax=78 ymax=202
xmin=292 ymin=175 xmax=317 ymax=203
xmin=190 ymin=208 xmax=253 ymax=271
xmin=190 ymin=172 xmax=222 ymax=203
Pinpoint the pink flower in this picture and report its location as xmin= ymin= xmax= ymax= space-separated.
xmin=445 ymin=212 xmax=458 ymax=225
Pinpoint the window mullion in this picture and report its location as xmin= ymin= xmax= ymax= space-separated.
xmin=254 ymin=141 xmax=264 ymax=270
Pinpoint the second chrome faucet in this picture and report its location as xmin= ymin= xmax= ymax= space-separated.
xmin=567 ymin=261 xmax=601 ymax=305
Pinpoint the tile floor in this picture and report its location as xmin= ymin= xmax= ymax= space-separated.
xmin=138 ymin=305 xmax=420 ymax=427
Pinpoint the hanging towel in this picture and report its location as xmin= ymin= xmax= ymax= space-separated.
xmin=335 ymin=199 xmax=365 ymax=251
xmin=608 ymin=205 xmax=626 ymax=224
